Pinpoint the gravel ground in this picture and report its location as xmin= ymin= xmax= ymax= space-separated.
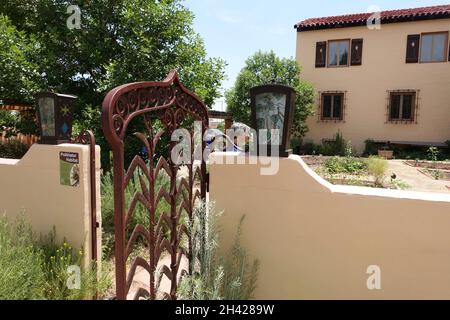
xmin=387 ymin=160 xmax=450 ymax=194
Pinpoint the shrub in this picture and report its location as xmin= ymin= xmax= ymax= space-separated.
xmin=393 ymin=146 xmax=427 ymax=160
xmin=318 ymin=131 xmax=347 ymax=156
xmin=39 ymin=228 xmax=111 ymax=300
xmin=101 ymin=169 xmax=171 ymax=258
xmin=0 ymin=216 xmax=111 ymax=300
xmin=427 ymin=147 xmax=440 ymax=162
xmin=0 ymin=216 xmax=45 ymax=300
xmin=318 ymin=142 xmax=335 ymax=157
xmin=290 ymin=137 xmax=302 ymax=154
xmin=388 ymin=179 xmax=411 ymax=190
xmin=444 ymin=141 xmax=450 ymax=159
xmin=0 ymin=140 xmax=29 ymax=159
xmin=324 ymin=156 xmax=367 ymax=175
xmin=367 ymin=157 xmax=388 ymax=186
xmin=364 ymin=139 xmax=381 ymax=156
xmin=178 ymin=202 xmax=259 ymax=300
xmin=222 ymin=216 xmax=259 ymax=300
xmin=302 ymin=142 xmax=320 ymax=155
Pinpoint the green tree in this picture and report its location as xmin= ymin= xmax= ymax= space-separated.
xmin=0 ymin=15 xmax=41 ymax=104
xmin=225 ymin=50 xmax=314 ymax=139
xmin=0 ymin=0 xmax=226 ymax=108
xmin=0 ymin=0 xmax=226 ymax=169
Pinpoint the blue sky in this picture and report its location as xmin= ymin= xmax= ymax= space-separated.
xmin=184 ymin=0 xmax=447 ymax=107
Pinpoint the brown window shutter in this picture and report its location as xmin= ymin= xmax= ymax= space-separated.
xmin=351 ymin=39 xmax=363 ymax=66
xmin=406 ymin=34 xmax=420 ymax=63
xmin=315 ymin=42 xmax=327 ymax=68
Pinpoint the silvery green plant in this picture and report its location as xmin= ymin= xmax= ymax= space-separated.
xmin=178 ymin=202 xmax=259 ymax=300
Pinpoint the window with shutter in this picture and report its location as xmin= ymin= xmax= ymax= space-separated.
xmin=406 ymin=34 xmax=420 ymax=63
xmin=351 ymin=39 xmax=363 ymax=66
xmin=328 ymin=40 xmax=350 ymax=67
xmin=315 ymin=42 xmax=327 ymax=68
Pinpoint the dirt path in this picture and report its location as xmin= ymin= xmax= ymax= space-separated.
xmin=387 ymin=160 xmax=450 ymax=194
xmin=126 ymin=254 xmax=189 ymax=300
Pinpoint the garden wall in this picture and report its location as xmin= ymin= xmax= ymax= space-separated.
xmin=210 ymin=153 xmax=450 ymax=299
xmin=0 ymin=143 xmax=101 ymax=268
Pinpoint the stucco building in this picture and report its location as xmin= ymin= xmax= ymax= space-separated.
xmin=295 ymin=4 xmax=450 ymax=153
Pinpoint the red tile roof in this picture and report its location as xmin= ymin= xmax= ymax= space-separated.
xmin=295 ymin=4 xmax=450 ymax=31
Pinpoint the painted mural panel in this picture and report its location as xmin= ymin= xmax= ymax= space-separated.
xmin=255 ymin=92 xmax=287 ymax=143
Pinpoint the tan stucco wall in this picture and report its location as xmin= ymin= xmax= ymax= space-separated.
xmin=0 ymin=144 xmax=101 ymax=268
xmin=296 ymin=19 xmax=450 ymax=153
xmin=210 ymin=153 xmax=450 ymax=299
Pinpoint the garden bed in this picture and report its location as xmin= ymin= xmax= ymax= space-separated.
xmin=301 ymin=155 xmax=330 ymax=167
xmin=303 ymin=156 xmax=410 ymax=190
xmin=404 ymin=160 xmax=450 ymax=171
xmin=418 ymin=168 xmax=450 ymax=181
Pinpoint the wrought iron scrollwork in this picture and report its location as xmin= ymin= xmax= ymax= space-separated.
xmin=102 ymin=70 xmax=209 ymax=300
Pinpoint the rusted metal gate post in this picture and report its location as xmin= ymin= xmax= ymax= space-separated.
xmin=101 ymin=70 xmax=209 ymax=300
xmin=72 ymin=130 xmax=98 ymax=262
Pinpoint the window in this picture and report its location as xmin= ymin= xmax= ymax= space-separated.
xmin=420 ymin=32 xmax=448 ymax=63
xmin=316 ymin=39 xmax=363 ymax=68
xmin=388 ymin=92 xmax=416 ymax=122
xmin=328 ymin=40 xmax=349 ymax=67
xmin=321 ymin=93 xmax=344 ymax=121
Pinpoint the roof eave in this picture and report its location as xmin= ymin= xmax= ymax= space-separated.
xmin=295 ymin=12 xmax=450 ymax=32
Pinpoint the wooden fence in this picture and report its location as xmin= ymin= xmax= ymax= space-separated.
xmin=0 ymin=132 xmax=39 ymax=147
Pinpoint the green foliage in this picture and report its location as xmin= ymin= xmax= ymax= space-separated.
xmin=225 ymin=50 xmax=314 ymax=139
xmin=0 ymin=109 xmax=38 ymax=140
xmin=426 ymin=169 xmax=444 ymax=180
xmin=0 ymin=0 xmax=226 ymax=170
xmin=0 ymin=140 xmax=29 ymax=159
xmin=393 ymin=147 xmax=427 ymax=160
xmin=302 ymin=142 xmax=320 ymax=155
xmin=318 ymin=131 xmax=347 ymax=156
xmin=364 ymin=139 xmax=381 ymax=156
xmin=0 ymin=0 xmax=225 ymax=107
xmin=367 ymin=156 xmax=388 ymax=186
xmin=0 ymin=216 xmax=45 ymax=300
xmin=324 ymin=156 xmax=367 ymax=175
xmin=178 ymin=202 xmax=259 ymax=300
xmin=0 ymin=110 xmax=17 ymax=133
xmin=101 ymin=169 xmax=171 ymax=258
xmin=388 ymin=179 xmax=411 ymax=190
xmin=0 ymin=216 xmax=111 ymax=300
xmin=216 ymin=122 xmax=225 ymax=133
xmin=392 ymin=145 xmax=450 ymax=161
xmin=427 ymin=147 xmax=440 ymax=162
xmin=344 ymin=141 xmax=355 ymax=158
xmin=39 ymin=228 xmax=110 ymax=300
xmin=0 ymin=15 xmax=41 ymax=103
xmin=221 ymin=216 xmax=259 ymax=300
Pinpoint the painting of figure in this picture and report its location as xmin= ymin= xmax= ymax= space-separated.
xmin=255 ymin=92 xmax=287 ymax=143
xmin=38 ymin=97 xmax=56 ymax=136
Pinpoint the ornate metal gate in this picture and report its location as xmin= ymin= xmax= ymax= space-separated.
xmin=101 ymin=70 xmax=209 ymax=300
